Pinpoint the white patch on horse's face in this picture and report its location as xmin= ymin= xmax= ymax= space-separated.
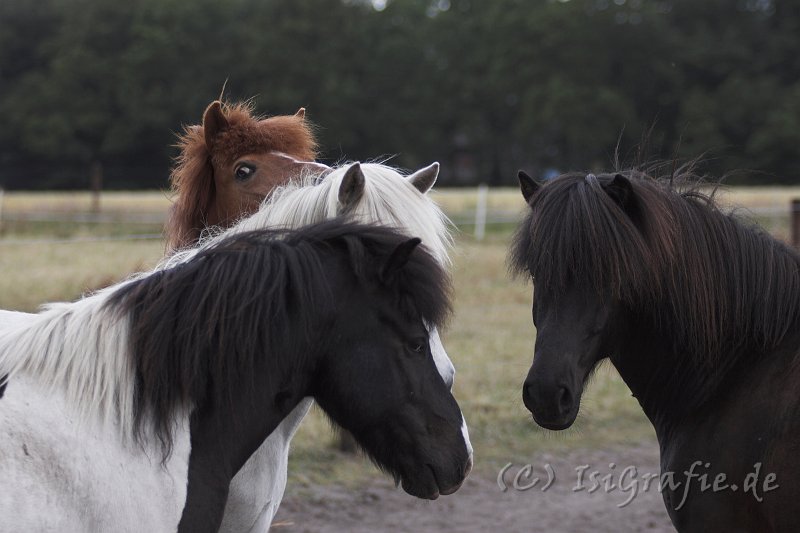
xmin=427 ymin=326 xmax=473 ymax=461
xmin=428 ymin=326 xmax=455 ymax=390
xmin=270 ymin=151 xmax=331 ymax=175
xmin=462 ymin=416 xmax=474 ymax=459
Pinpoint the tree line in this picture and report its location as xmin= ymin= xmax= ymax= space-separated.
xmin=0 ymin=0 xmax=797 ymax=189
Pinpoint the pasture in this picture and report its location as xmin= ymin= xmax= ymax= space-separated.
xmin=1 ymin=186 xmax=797 ymax=531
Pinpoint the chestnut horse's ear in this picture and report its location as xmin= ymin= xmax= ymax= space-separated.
xmin=603 ymin=174 xmax=635 ymax=213
xmin=203 ymin=101 xmax=229 ymax=149
xmin=407 ymin=162 xmax=439 ymax=194
xmin=518 ymin=170 xmax=540 ymax=204
xmin=338 ymin=163 xmax=366 ymax=211
xmin=294 ymin=107 xmax=306 ymax=119
xmin=381 ymin=238 xmax=422 ymax=283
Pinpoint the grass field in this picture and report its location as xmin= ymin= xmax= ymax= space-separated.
xmin=0 ymin=186 xmax=797 ymax=489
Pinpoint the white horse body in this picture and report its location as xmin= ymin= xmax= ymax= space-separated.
xmin=0 ymin=296 xmax=191 ymax=532
xmin=0 ymin=378 xmax=190 ymax=532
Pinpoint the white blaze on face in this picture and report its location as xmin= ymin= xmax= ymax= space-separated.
xmin=428 ymin=326 xmax=455 ymax=390
xmin=428 ymin=325 xmax=473 ymax=462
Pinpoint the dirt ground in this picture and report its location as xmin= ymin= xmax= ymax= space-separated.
xmin=273 ymin=444 xmax=676 ymax=532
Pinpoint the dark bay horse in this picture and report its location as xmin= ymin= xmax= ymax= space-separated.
xmin=511 ymin=169 xmax=800 ymax=532
xmin=0 ymin=220 xmax=471 ymax=532
xmin=165 ymin=100 xmax=330 ymax=250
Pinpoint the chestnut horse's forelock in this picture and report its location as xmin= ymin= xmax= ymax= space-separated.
xmin=166 ymin=101 xmax=318 ymax=251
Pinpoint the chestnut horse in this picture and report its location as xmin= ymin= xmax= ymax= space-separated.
xmin=165 ymin=100 xmax=330 ymax=250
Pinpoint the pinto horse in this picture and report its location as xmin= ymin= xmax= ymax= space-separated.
xmin=163 ymin=160 xmax=462 ymax=532
xmin=165 ymin=100 xmax=330 ymax=250
xmin=511 ymin=169 xmax=800 ymax=532
xmin=0 ymin=220 xmax=472 ymax=533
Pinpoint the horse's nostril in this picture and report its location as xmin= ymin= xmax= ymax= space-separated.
xmin=557 ymin=386 xmax=573 ymax=414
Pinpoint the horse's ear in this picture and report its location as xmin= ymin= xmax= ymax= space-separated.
xmin=338 ymin=163 xmax=366 ymax=211
xmin=407 ymin=162 xmax=439 ymax=194
xmin=294 ymin=107 xmax=306 ymax=119
xmin=381 ymin=238 xmax=422 ymax=282
xmin=603 ymin=174 xmax=635 ymax=213
xmin=203 ymin=101 xmax=229 ymax=149
xmin=518 ymin=170 xmax=540 ymax=204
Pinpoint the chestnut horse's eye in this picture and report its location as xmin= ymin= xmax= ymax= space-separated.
xmin=235 ymin=164 xmax=255 ymax=181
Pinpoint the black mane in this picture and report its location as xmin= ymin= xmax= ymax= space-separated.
xmin=511 ymin=170 xmax=800 ymax=372
xmin=107 ymin=219 xmax=451 ymax=454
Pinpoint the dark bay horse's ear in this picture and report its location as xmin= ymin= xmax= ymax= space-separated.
xmin=381 ymin=238 xmax=422 ymax=282
xmin=338 ymin=163 xmax=366 ymax=211
xmin=407 ymin=162 xmax=439 ymax=194
xmin=294 ymin=107 xmax=306 ymax=119
xmin=603 ymin=174 xmax=635 ymax=213
xmin=203 ymin=101 xmax=229 ymax=149
xmin=518 ymin=170 xmax=540 ymax=204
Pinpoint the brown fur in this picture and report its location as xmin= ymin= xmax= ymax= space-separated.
xmin=166 ymin=101 xmax=319 ymax=251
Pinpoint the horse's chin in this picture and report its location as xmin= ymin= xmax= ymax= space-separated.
xmin=531 ymin=411 xmax=577 ymax=431
xmin=401 ymin=460 xmax=473 ymax=500
xmin=400 ymin=465 xmax=440 ymax=500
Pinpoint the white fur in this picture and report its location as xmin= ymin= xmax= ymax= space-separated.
xmin=0 ymin=284 xmax=192 ymax=531
xmin=0 ymin=310 xmax=33 ymax=328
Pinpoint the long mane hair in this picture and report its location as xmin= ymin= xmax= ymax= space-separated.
xmin=511 ymin=170 xmax=800 ymax=374
xmin=0 ymin=221 xmax=451 ymax=455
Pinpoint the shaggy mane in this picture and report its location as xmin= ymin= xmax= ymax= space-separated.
xmin=511 ymin=170 xmax=800 ymax=374
xmin=109 ymin=219 xmax=451 ymax=454
xmin=0 ymin=221 xmax=450 ymax=457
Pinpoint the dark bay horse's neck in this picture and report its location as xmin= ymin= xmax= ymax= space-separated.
xmin=612 ymin=312 xmax=800 ymax=443
xmin=177 ymin=361 xmax=313 ymax=533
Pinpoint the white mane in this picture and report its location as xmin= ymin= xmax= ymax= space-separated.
xmin=0 ymin=162 xmax=453 ymax=443
xmin=0 ymin=282 xmax=139 ymax=439
xmin=163 ymin=162 xmax=452 ymax=269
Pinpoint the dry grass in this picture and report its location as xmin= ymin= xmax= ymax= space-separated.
xmin=0 ymin=239 xmax=164 ymax=311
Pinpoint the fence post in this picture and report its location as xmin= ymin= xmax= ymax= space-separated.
xmin=792 ymin=199 xmax=800 ymax=248
xmin=475 ymin=183 xmax=488 ymax=241
xmin=0 ymin=187 xmax=4 ymax=233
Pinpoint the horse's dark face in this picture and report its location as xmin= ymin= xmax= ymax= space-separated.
xmin=521 ymin=279 xmax=622 ymax=430
xmin=312 ymin=253 xmax=472 ymax=500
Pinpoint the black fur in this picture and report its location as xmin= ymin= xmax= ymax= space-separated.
xmin=107 ymin=219 xmax=452 ymax=456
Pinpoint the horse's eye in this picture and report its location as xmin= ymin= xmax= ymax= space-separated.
xmin=408 ymin=340 xmax=426 ymax=355
xmin=235 ymin=164 xmax=255 ymax=181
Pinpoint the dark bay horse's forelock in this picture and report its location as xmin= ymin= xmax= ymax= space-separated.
xmin=511 ymin=171 xmax=800 ymax=407
xmin=106 ymin=220 xmax=452 ymax=457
